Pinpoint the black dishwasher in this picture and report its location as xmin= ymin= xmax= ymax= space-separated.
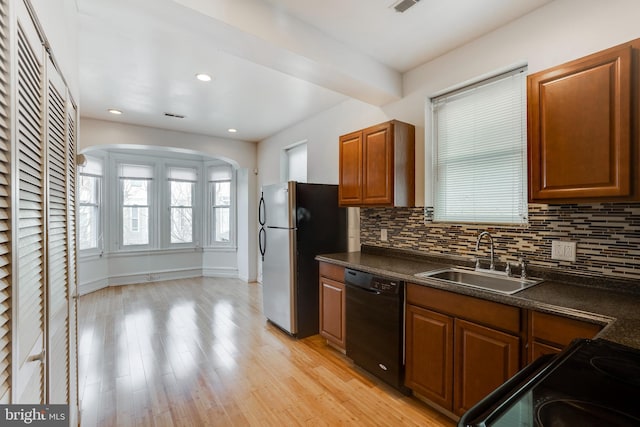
xmin=345 ymin=268 xmax=410 ymax=395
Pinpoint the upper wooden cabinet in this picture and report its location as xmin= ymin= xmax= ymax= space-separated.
xmin=528 ymin=39 xmax=640 ymax=203
xmin=339 ymin=120 xmax=415 ymax=207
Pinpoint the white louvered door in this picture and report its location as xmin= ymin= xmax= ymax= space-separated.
xmin=66 ymin=98 xmax=78 ymax=420
xmin=0 ymin=0 xmax=11 ymax=405
xmin=45 ymin=57 xmax=68 ymax=404
xmin=14 ymin=0 xmax=46 ymax=403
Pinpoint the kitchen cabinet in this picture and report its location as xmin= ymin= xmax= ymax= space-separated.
xmin=528 ymin=39 xmax=640 ymax=203
xmin=339 ymin=120 xmax=415 ymax=207
xmin=406 ymin=284 xmax=521 ymax=416
xmin=527 ymin=310 xmax=602 ymax=362
xmin=405 ymin=304 xmax=453 ymax=410
xmin=454 ymin=319 xmax=520 ymax=415
xmin=319 ymin=262 xmax=346 ymax=350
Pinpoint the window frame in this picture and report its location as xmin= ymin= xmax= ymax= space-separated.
xmin=116 ymin=159 xmax=156 ymax=250
xmin=166 ymin=163 xmax=199 ymax=247
xmin=426 ymin=66 xmax=529 ymax=225
xmin=206 ymin=162 xmax=235 ymax=248
xmin=78 ymin=154 xmax=104 ymax=256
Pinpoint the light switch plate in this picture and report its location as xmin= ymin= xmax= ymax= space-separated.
xmin=381 ymin=229 xmax=388 ymax=241
xmin=551 ymin=240 xmax=576 ymax=262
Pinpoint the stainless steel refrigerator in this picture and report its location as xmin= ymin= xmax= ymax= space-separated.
xmin=258 ymin=181 xmax=347 ymax=338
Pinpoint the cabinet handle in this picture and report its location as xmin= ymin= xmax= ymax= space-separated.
xmin=28 ymin=350 xmax=45 ymax=363
xmin=323 ymin=283 xmax=342 ymax=292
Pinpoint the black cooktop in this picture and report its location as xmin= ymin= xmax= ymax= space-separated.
xmin=459 ymin=339 xmax=640 ymax=427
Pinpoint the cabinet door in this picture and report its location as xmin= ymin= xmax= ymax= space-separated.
xmin=527 ymin=311 xmax=602 ymax=363
xmin=319 ymin=277 xmax=346 ymax=349
xmin=15 ymin=0 xmax=47 ymax=403
xmin=362 ymin=123 xmax=393 ymax=205
xmin=528 ymin=44 xmax=633 ymax=202
xmin=454 ymin=319 xmax=520 ymax=416
xmin=0 ymin=0 xmax=10 ymax=404
xmin=338 ymin=131 xmax=362 ymax=205
xmin=405 ymin=305 xmax=453 ymax=411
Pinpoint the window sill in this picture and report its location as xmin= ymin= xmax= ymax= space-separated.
xmin=108 ymin=247 xmax=204 ymax=258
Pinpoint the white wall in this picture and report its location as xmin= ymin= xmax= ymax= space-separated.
xmin=258 ymin=0 xmax=640 ymax=202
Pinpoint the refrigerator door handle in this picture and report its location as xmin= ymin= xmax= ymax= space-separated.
xmin=258 ymin=192 xmax=266 ymax=226
xmin=259 ymin=227 xmax=266 ymax=260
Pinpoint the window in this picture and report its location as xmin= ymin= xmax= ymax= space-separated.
xmin=78 ymin=156 xmax=102 ymax=251
xmin=168 ymin=166 xmax=196 ymax=244
xmin=119 ymin=163 xmax=153 ymax=247
xmin=209 ymin=165 xmax=233 ymax=244
xmin=285 ymin=142 xmax=307 ymax=182
xmin=431 ymin=67 xmax=527 ymax=224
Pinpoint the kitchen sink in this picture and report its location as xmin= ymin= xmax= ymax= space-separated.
xmin=414 ymin=268 xmax=543 ymax=295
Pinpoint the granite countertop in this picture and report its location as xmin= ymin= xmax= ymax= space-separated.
xmin=316 ymin=249 xmax=640 ymax=350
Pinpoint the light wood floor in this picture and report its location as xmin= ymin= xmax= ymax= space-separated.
xmin=78 ymin=277 xmax=455 ymax=427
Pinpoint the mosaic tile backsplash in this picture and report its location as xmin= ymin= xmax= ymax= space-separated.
xmin=360 ymin=204 xmax=640 ymax=282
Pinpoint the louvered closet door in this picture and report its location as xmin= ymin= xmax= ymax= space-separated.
xmin=15 ymin=0 xmax=46 ymax=404
xmin=0 ymin=0 xmax=11 ymax=404
xmin=46 ymin=58 xmax=68 ymax=404
xmin=65 ymin=99 xmax=78 ymax=417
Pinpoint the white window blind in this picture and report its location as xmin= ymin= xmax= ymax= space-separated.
xmin=432 ymin=67 xmax=528 ymax=224
xmin=168 ymin=166 xmax=197 ymax=182
xmin=209 ymin=164 xmax=232 ymax=182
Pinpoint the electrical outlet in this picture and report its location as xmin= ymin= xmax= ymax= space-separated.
xmin=380 ymin=229 xmax=388 ymax=242
xmin=551 ymin=240 xmax=576 ymax=262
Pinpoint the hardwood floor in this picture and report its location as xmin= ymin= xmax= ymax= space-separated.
xmin=78 ymin=277 xmax=455 ymax=427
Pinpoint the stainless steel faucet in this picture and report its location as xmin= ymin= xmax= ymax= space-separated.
xmin=475 ymin=231 xmax=495 ymax=271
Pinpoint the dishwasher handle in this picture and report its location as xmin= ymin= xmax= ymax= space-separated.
xmin=345 ymin=268 xmax=373 ymax=289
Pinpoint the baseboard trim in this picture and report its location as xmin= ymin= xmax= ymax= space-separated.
xmin=202 ymin=267 xmax=238 ymax=278
xmin=78 ymin=277 xmax=109 ymax=296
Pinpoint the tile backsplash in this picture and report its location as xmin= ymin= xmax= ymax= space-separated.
xmin=360 ymin=204 xmax=640 ymax=282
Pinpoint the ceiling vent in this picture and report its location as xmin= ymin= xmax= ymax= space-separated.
xmin=393 ymin=0 xmax=420 ymax=13
xmin=164 ymin=112 xmax=185 ymax=119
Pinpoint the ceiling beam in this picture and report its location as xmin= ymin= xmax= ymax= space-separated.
xmin=171 ymin=0 xmax=403 ymax=105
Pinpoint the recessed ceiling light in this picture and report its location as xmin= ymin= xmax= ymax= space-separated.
xmin=196 ymin=73 xmax=212 ymax=82
xmin=108 ymin=109 xmax=122 ymax=115
xmin=228 ymin=128 xmax=237 ymax=133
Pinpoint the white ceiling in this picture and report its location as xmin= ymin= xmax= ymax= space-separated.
xmin=77 ymin=0 xmax=554 ymax=142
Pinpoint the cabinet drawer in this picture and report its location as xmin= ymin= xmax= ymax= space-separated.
xmin=529 ymin=311 xmax=602 ymax=347
xmin=319 ymin=262 xmax=345 ymax=282
xmin=407 ymin=283 xmax=520 ymax=334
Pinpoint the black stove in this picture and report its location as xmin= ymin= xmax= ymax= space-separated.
xmin=459 ymin=339 xmax=640 ymax=427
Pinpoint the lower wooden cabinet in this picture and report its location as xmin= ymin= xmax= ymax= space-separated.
xmin=405 ymin=283 xmax=605 ymax=417
xmin=405 ymin=284 xmax=521 ymax=416
xmin=454 ymin=319 xmax=520 ymax=415
xmin=405 ymin=304 xmax=453 ymax=410
xmin=319 ymin=262 xmax=346 ymax=350
xmin=527 ymin=310 xmax=602 ymax=362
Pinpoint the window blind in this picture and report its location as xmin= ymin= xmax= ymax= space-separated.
xmin=168 ymin=166 xmax=197 ymax=182
xmin=118 ymin=163 xmax=153 ymax=179
xmin=432 ymin=67 xmax=528 ymax=224
xmin=209 ymin=165 xmax=232 ymax=181
xmin=80 ymin=155 xmax=102 ymax=176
